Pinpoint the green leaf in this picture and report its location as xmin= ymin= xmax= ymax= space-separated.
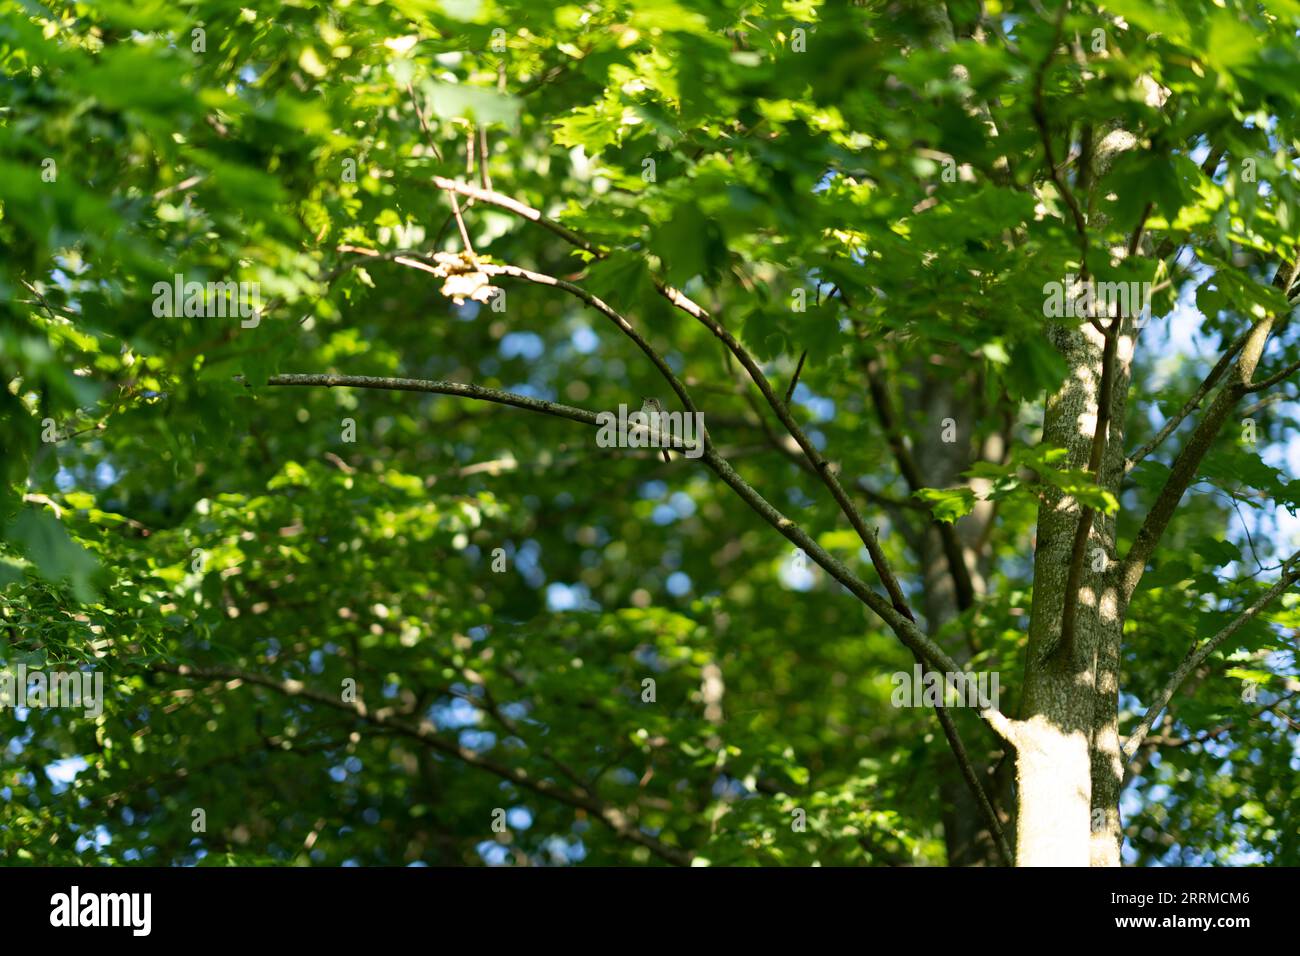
xmin=913 ymin=487 xmax=976 ymax=524
xmin=421 ymin=80 xmax=520 ymax=130
xmin=1192 ymin=537 xmax=1243 ymax=568
xmin=6 ymin=509 xmax=100 ymax=603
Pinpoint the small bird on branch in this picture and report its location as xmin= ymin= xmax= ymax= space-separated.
xmin=641 ymin=397 xmax=672 ymax=463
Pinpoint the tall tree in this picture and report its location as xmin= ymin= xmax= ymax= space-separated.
xmin=3 ymin=0 xmax=1299 ymax=866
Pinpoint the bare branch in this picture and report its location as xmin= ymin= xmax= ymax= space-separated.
xmin=151 ymin=662 xmax=690 ymax=865
xmin=265 ymin=373 xmax=599 ymax=426
xmin=477 ymin=262 xmax=702 ymax=419
xmin=1030 ymin=2 xmax=1090 ymax=277
xmin=662 ymin=288 xmax=918 ymax=623
xmin=1241 ymin=355 xmax=1300 ymax=394
xmin=1140 ymin=689 xmax=1299 ymax=749
xmin=260 ymin=369 xmax=1017 ymax=830
xmin=1125 ymin=331 xmax=1249 ymax=472
xmin=784 ymin=350 xmax=808 ymax=405
xmin=260 ymin=373 xmax=989 ymax=694
xmin=345 ymin=185 xmax=1031 ymax=844
xmin=334 ymin=246 xmax=702 ymax=424
xmin=1117 ymin=317 xmax=1276 ymax=605
xmin=432 ymin=176 xmax=594 ymax=251
xmin=407 ymin=85 xmax=475 ymax=254
xmin=378 ymin=186 xmax=919 ymax=624
xmin=923 ymin=655 xmax=1014 ymax=866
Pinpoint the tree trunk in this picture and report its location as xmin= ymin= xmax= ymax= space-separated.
xmin=1010 ymin=320 xmax=1134 ymax=866
xmin=903 ymin=363 xmax=1007 ymax=865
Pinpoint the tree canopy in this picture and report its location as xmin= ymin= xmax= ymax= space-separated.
xmin=2 ymin=0 xmax=1299 ymax=866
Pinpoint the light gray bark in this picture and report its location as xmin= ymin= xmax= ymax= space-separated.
xmin=1010 ymin=105 xmax=1153 ymax=866
xmin=1013 ymin=319 xmax=1134 ymax=866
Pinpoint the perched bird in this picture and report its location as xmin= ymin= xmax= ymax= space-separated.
xmin=641 ymin=397 xmax=672 ymax=463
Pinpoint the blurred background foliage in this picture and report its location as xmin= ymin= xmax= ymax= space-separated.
xmin=1 ymin=0 xmax=1298 ymax=865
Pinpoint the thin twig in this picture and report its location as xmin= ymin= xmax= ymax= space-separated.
xmin=784 ymin=351 xmax=807 ymax=405
xmin=362 ymin=188 xmax=918 ymax=624
xmin=1030 ymin=2 xmax=1089 ymax=277
xmin=1125 ymin=331 xmax=1249 ymax=471
xmin=407 ymin=84 xmax=475 ymax=254
xmin=152 ymin=661 xmax=690 ymax=865
xmin=1122 ymin=556 xmax=1300 ymax=759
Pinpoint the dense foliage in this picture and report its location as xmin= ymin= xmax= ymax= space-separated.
xmin=2 ymin=0 xmax=1298 ymax=866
